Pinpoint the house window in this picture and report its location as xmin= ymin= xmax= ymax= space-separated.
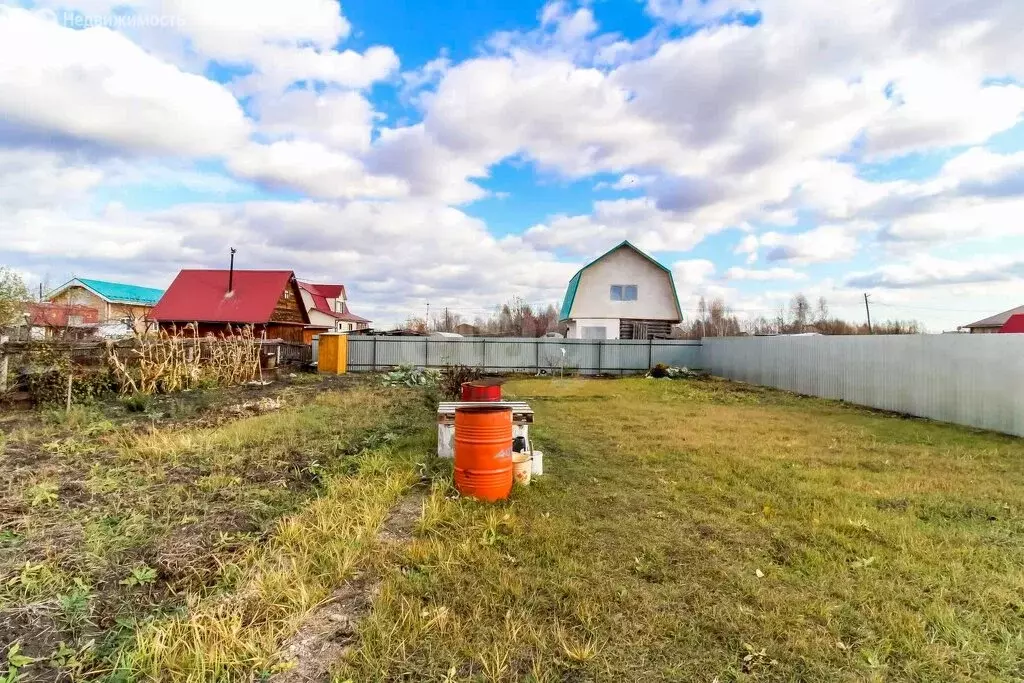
xmin=581 ymin=326 xmax=607 ymax=339
xmin=610 ymin=285 xmax=638 ymax=301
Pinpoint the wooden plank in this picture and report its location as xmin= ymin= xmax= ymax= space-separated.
xmin=436 ymin=401 xmax=532 ymax=409
xmin=437 ymin=401 xmax=534 ymax=425
xmin=437 ymin=406 xmax=533 ymax=414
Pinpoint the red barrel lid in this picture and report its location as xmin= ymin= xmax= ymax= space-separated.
xmin=466 ymin=377 xmax=505 ymax=387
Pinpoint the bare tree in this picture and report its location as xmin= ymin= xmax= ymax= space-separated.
xmin=403 ymin=316 xmax=428 ymax=333
xmin=815 ymin=296 xmax=829 ymax=323
xmin=744 ymin=315 xmax=778 ymax=336
xmin=677 ymin=297 xmax=741 ymax=338
xmin=114 ymin=304 xmax=157 ymax=337
xmin=774 ymin=305 xmax=787 ymax=334
xmin=789 ymin=294 xmax=811 ymax=332
xmin=707 ymin=298 xmax=742 ymax=337
xmin=428 ymin=308 xmax=463 ymax=333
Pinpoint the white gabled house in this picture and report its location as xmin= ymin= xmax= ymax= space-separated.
xmin=559 ymin=241 xmax=682 ymax=340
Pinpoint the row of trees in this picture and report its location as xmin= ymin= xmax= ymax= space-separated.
xmin=677 ymin=294 xmax=922 ymax=338
xmin=405 ymin=292 xmax=922 ymax=339
xmin=404 ymin=297 xmax=561 ymax=337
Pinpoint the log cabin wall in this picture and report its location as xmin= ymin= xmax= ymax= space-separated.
xmin=271 ymin=279 xmax=306 ymax=325
xmin=265 ymin=324 xmax=306 ymax=343
xmin=619 ymin=318 xmax=673 ymax=339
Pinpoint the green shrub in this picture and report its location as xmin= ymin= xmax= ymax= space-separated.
xmin=381 ymin=365 xmax=440 ymax=388
xmin=119 ymin=393 xmax=153 ymax=413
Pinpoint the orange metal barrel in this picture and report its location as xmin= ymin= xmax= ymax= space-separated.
xmin=454 ymin=405 xmax=514 ymax=502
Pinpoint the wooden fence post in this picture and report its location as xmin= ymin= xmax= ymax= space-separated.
xmin=65 ymin=372 xmax=73 ymax=413
xmin=0 ymin=335 xmax=8 ymax=393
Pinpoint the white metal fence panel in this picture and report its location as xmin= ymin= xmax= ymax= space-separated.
xmin=346 ymin=337 xmax=702 ymax=375
xmin=703 ymin=335 xmax=1024 ymax=437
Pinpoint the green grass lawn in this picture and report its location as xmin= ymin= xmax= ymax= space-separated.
xmin=337 ymin=377 xmax=1024 ymax=682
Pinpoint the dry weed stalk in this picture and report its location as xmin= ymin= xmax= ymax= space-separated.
xmin=107 ymin=324 xmax=263 ymax=395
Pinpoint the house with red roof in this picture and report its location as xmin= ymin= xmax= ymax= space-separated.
xmin=14 ymin=302 xmax=101 ymax=340
xmin=999 ymin=314 xmax=1024 ymax=333
xmin=298 ymin=281 xmax=371 ymax=342
xmin=27 ymin=302 xmax=100 ymax=329
xmin=150 ymin=270 xmax=317 ymax=343
xmin=961 ymin=304 xmax=1024 ymax=333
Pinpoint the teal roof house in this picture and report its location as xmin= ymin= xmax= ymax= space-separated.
xmin=47 ymin=277 xmax=166 ymax=327
xmin=559 ymin=241 xmax=682 ymax=340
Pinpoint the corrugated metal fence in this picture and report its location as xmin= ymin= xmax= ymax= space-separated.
xmin=341 ymin=334 xmax=1023 ymax=436
xmin=703 ymin=335 xmax=1024 ymax=437
xmin=346 ymin=337 xmax=702 ymax=375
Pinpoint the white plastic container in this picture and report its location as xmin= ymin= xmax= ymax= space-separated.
xmin=531 ymin=450 xmax=544 ymax=476
xmin=513 ymin=453 xmax=532 ymax=486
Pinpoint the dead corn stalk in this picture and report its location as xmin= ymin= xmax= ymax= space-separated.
xmin=106 ymin=324 xmax=262 ymax=395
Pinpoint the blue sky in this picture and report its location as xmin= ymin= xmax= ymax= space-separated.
xmin=2 ymin=0 xmax=1024 ymax=330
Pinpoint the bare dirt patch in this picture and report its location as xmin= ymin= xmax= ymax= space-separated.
xmin=273 ymin=574 xmax=376 ymax=683
xmin=378 ymin=488 xmax=427 ymax=545
xmin=272 ymin=489 xmax=427 ymax=683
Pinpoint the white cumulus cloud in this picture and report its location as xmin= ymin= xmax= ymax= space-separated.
xmin=0 ymin=7 xmax=250 ymax=157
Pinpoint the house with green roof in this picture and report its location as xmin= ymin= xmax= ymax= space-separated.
xmin=47 ymin=278 xmax=165 ymax=333
xmin=559 ymin=241 xmax=682 ymax=340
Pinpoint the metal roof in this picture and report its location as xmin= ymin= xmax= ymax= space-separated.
xmin=559 ymin=271 xmax=582 ymax=320
xmin=50 ymin=278 xmax=165 ymax=306
xmin=963 ymin=304 xmax=1024 ymax=329
xmin=150 ymin=270 xmax=309 ymax=324
xmin=298 ymin=281 xmax=346 ymax=300
xmin=297 ymin=281 xmax=370 ymax=323
xmin=558 ymin=240 xmax=682 ymax=321
xmin=999 ymin=314 xmax=1024 ymax=333
xmin=27 ymin=302 xmax=100 ymax=327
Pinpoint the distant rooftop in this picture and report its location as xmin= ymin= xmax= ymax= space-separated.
xmin=53 ymin=278 xmax=165 ymax=307
xmin=962 ymin=304 xmax=1024 ymax=329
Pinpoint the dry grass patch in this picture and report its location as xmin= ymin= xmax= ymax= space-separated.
xmin=0 ymin=381 xmax=429 ymax=682
xmin=124 ymin=452 xmax=418 ymax=681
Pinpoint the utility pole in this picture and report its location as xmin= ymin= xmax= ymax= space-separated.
xmin=863 ymin=293 xmax=873 ymax=334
